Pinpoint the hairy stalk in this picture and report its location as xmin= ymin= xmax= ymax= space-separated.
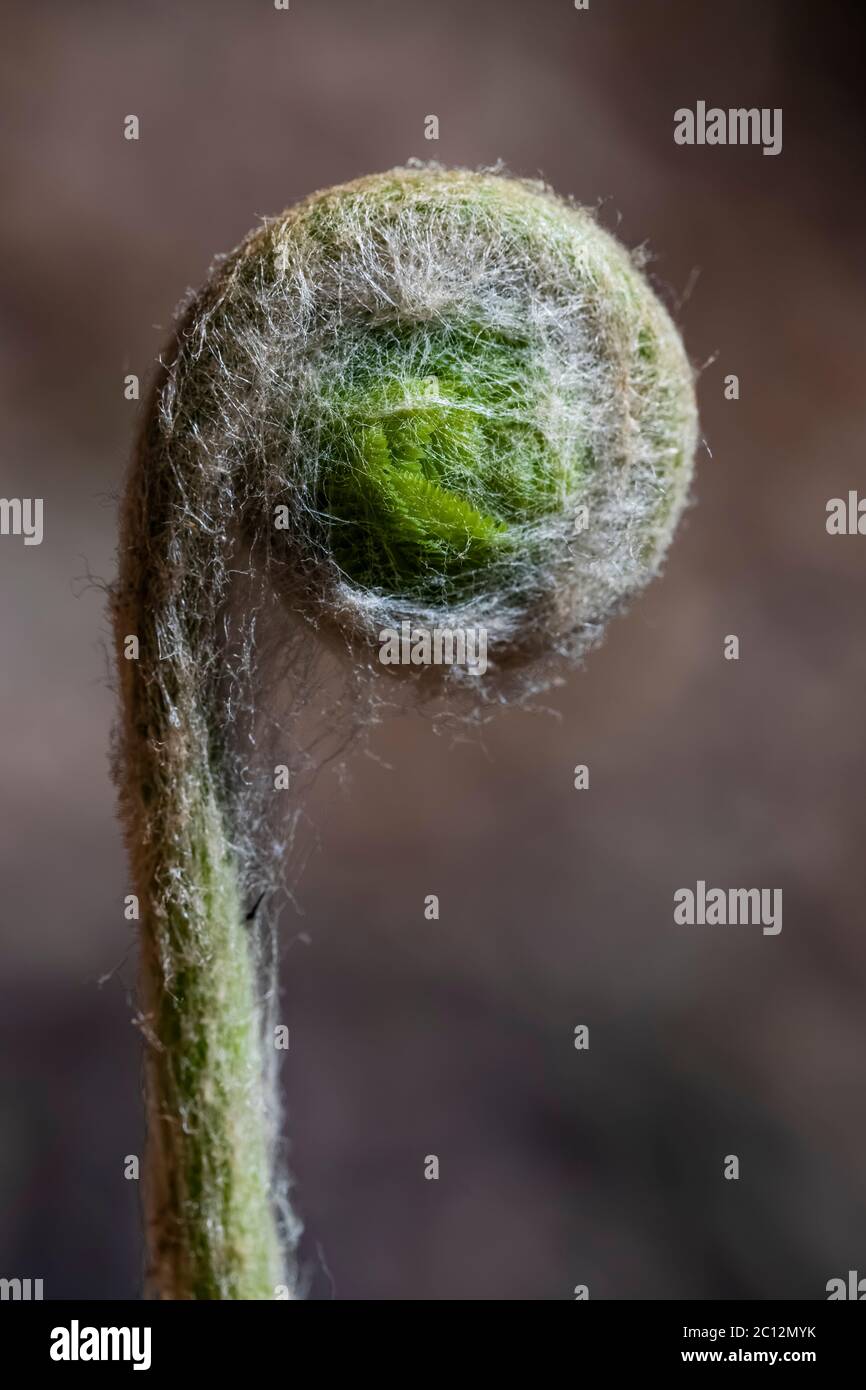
xmin=112 ymin=388 xmax=286 ymax=1300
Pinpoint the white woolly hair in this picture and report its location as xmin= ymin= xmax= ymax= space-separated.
xmin=161 ymin=161 xmax=697 ymax=687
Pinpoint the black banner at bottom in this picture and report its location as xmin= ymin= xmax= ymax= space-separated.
xmin=0 ymin=1299 xmax=862 ymax=1374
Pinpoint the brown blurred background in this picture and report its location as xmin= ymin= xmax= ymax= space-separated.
xmin=1 ymin=0 xmax=865 ymax=1300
